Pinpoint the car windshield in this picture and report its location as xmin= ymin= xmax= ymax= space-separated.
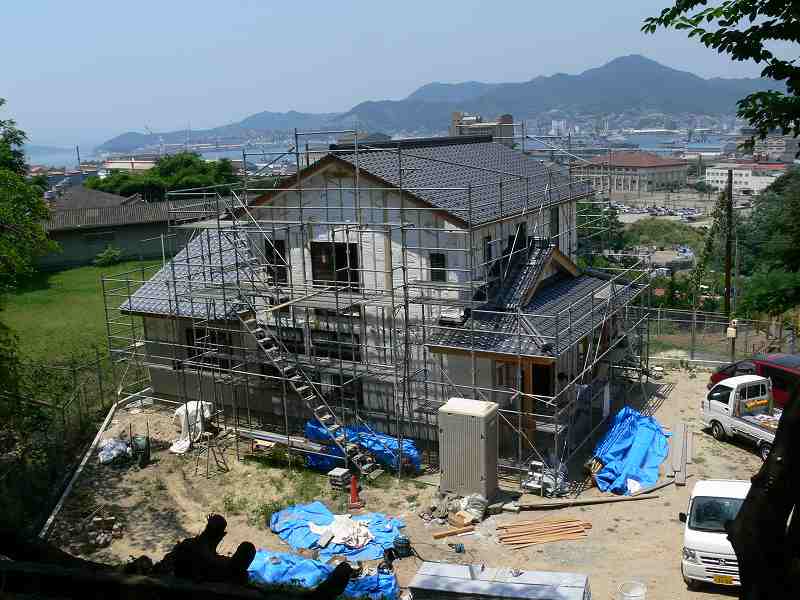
xmin=689 ymin=496 xmax=745 ymax=533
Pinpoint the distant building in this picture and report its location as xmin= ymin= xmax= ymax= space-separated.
xmin=705 ymin=162 xmax=787 ymax=196
xmin=549 ymin=119 xmax=568 ymax=136
xmin=336 ymin=131 xmax=392 ymax=145
xmin=102 ymin=157 xmax=157 ymax=172
xmin=39 ymin=186 xmax=192 ymax=270
xmin=41 ymin=168 xmax=98 ymax=189
xmin=571 ymin=151 xmax=688 ymax=193
xmin=450 ymin=112 xmax=514 ymax=146
xmin=737 ymin=130 xmax=800 ymax=163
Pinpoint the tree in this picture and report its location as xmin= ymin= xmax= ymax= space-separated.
xmin=0 ymin=170 xmax=55 ymax=293
xmin=0 ymin=101 xmax=55 ymax=399
xmin=738 ymin=268 xmax=800 ymax=317
xmin=693 ymin=181 xmax=712 ymax=193
xmin=0 ymin=98 xmax=27 ymax=176
xmin=85 ymin=152 xmax=239 ymax=201
xmin=643 ymin=2 xmax=800 ymax=148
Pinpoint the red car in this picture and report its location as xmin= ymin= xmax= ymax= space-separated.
xmin=708 ymin=353 xmax=800 ymax=408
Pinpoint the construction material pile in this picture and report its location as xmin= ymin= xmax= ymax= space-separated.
xmin=497 ymin=519 xmax=592 ymax=549
xmin=305 ymin=421 xmax=422 ymax=473
xmin=248 ymin=550 xmax=399 ymax=599
xmin=270 ymin=501 xmax=405 ymax=561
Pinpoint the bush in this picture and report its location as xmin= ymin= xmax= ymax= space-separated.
xmin=93 ymin=245 xmax=123 ymax=267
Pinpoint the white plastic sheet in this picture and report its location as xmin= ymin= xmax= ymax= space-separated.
xmin=98 ymin=438 xmax=131 ymax=464
xmin=308 ymin=514 xmax=374 ymax=548
xmin=169 ymin=401 xmax=213 ymax=454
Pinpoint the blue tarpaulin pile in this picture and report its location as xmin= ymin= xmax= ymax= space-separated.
xmin=248 ymin=550 xmax=399 ymax=599
xmin=304 ymin=421 xmax=422 ymax=472
xmin=592 ymin=406 xmax=670 ymax=495
xmin=269 ymin=500 xmax=406 ymax=561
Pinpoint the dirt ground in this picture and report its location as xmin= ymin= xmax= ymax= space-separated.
xmin=50 ymin=368 xmax=763 ymax=599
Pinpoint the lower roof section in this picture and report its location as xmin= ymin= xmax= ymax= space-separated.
xmin=426 ymin=272 xmax=645 ymax=360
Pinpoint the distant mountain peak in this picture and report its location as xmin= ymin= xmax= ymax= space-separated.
xmin=98 ymin=55 xmax=779 ymax=153
xmin=604 ymin=54 xmax=660 ymax=67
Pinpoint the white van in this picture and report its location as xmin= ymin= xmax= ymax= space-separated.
xmin=679 ymin=479 xmax=749 ymax=588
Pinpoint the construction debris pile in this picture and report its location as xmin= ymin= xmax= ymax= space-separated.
xmin=305 ymin=421 xmax=422 ymax=474
xmin=248 ymin=550 xmax=399 ymax=600
xmin=269 ymin=501 xmax=406 ymax=562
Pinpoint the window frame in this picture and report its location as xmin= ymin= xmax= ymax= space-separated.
xmin=429 ymin=252 xmax=447 ymax=283
xmin=264 ymin=238 xmax=288 ymax=283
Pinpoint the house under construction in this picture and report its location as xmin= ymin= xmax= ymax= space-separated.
xmin=102 ymin=130 xmax=651 ymax=483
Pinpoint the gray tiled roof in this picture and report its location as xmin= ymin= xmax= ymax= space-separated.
xmin=120 ymin=229 xmax=253 ymax=319
xmin=428 ymin=273 xmax=644 ymax=358
xmin=332 ymin=137 xmax=591 ymax=226
xmin=49 ymin=186 xmax=128 ymax=211
xmin=44 ymin=196 xmax=202 ymax=232
xmin=492 ymin=241 xmax=554 ymax=311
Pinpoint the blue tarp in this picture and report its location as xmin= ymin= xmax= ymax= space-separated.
xmin=305 ymin=444 xmax=345 ymax=472
xmin=592 ymin=406 xmax=670 ymax=495
xmin=304 ymin=421 xmax=422 ymax=472
xmin=248 ymin=550 xmax=399 ymax=599
xmin=269 ymin=501 xmax=406 ymax=562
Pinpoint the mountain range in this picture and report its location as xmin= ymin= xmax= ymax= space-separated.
xmin=98 ymin=55 xmax=777 ymax=152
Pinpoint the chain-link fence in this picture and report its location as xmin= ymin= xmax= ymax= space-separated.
xmin=0 ymin=348 xmax=121 ymax=532
xmin=641 ymin=307 xmax=797 ymax=365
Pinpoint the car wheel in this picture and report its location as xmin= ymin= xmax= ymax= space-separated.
xmin=711 ymin=421 xmax=726 ymax=441
xmin=760 ymin=442 xmax=772 ymax=462
xmin=682 ymin=566 xmax=700 ymax=590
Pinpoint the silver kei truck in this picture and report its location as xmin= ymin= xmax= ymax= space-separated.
xmin=701 ymin=374 xmax=779 ymax=461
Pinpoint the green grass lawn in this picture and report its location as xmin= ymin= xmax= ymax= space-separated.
xmin=1 ymin=260 xmax=160 ymax=362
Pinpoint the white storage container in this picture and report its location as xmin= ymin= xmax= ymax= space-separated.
xmin=438 ymin=397 xmax=498 ymax=500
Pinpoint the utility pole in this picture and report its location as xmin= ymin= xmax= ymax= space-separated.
xmin=725 ymin=169 xmax=736 ymax=361
xmin=724 ymin=169 xmax=733 ymax=317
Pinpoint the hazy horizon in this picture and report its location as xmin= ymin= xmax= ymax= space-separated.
xmin=3 ymin=1 xmax=777 ymax=147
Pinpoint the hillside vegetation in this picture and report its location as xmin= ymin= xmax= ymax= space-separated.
xmin=85 ymin=153 xmax=238 ymax=201
xmin=623 ymin=218 xmax=705 ymax=253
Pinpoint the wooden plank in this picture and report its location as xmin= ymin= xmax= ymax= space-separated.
xmin=499 ymin=519 xmax=588 ymax=531
xmin=686 ymin=430 xmax=694 ymax=465
xmin=505 ymin=533 xmax=588 ymax=549
xmin=496 ymin=519 xmax=574 ymax=530
xmin=671 ymin=423 xmax=685 ymax=474
xmin=499 ymin=522 xmax=591 ymax=538
xmin=664 ymin=432 xmax=674 ymax=478
xmin=432 ymin=525 xmax=475 ymax=540
xmin=518 ymin=493 xmax=659 ymax=510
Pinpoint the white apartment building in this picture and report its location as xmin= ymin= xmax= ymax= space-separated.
xmin=705 ymin=162 xmax=787 ymax=196
xmin=450 ymin=112 xmax=515 ymax=147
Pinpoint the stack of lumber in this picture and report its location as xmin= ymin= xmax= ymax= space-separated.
xmin=496 ymin=519 xmax=591 ymax=549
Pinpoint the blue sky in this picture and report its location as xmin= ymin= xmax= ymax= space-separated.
xmin=2 ymin=1 xmax=773 ymax=147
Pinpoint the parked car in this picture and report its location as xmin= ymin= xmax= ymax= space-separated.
xmin=680 ymin=479 xmax=749 ymax=589
xmin=701 ymin=374 xmax=777 ymax=461
xmin=707 ymin=353 xmax=800 ymax=408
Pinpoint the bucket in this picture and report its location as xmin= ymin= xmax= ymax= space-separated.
xmin=393 ymin=535 xmax=412 ymax=558
xmin=617 ymin=581 xmax=647 ymax=600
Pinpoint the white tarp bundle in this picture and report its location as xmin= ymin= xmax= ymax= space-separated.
xmin=169 ymin=401 xmax=213 ymax=454
xmin=308 ymin=514 xmax=374 ymax=548
xmin=98 ymin=438 xmax=132 ymax=464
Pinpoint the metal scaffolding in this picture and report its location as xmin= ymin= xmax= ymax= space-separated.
xmin=102 ymin=126 xmax=651 ymax=486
